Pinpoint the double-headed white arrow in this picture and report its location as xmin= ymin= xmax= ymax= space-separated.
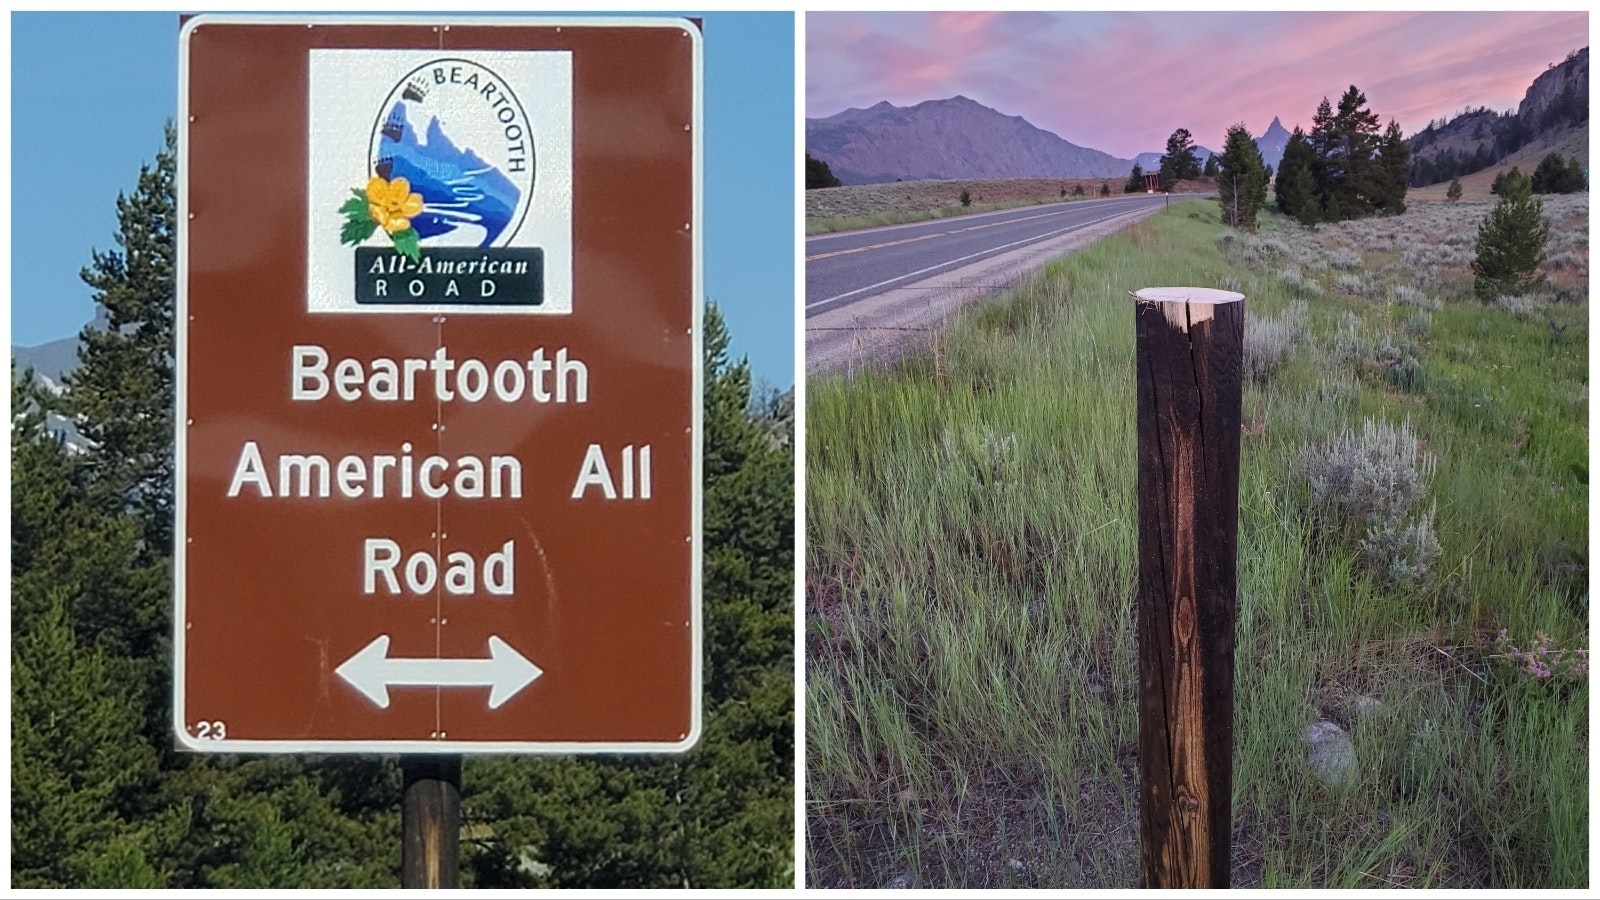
xmin=335 ymin=635 xmax=543 ymax=709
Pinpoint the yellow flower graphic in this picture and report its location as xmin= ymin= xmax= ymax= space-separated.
xmin=366 ymin=176 xmax=424 ymax=235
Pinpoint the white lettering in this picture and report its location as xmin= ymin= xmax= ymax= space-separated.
xmin=227 ymin=441 xmax=273 ymax=497
xmin=364 ymin=538 xmax=401 ymax=594
xmin=292 ymin=345 xmax=328 ymax=401
xmin=572 ymin=444 xmax=615 ymax=499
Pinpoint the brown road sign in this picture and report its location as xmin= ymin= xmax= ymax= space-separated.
xmin=175 ymin=15 xmax=701 ymax=753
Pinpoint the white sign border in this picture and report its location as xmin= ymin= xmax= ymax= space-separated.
xmin=175 ymin=13 xmax=704 ymax=756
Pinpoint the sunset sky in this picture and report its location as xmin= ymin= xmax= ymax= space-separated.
xmin=807 ymin=11 xmax=1589 ymax=157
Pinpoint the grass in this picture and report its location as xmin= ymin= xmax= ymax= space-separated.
xmin=805 ymin=200 xmax=1588 ymax=888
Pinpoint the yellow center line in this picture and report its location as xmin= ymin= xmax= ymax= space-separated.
xmin=803 ymin=204 xmax=1122 ymax=261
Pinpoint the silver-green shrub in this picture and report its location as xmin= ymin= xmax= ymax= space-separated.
xmin=1301 ymin=418 xmax=1440 ymax=588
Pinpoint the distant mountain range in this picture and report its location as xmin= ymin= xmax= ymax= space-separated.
xmin=807 ymin=96 xmax=1291 ymax=184
xmin=807 ymin=96 xmax=1134 ymax=183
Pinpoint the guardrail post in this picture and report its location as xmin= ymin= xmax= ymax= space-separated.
xmin=1133 ymin=287 xmax=1243 ymax=888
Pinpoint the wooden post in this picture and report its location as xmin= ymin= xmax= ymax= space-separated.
xmin=401 ymin=755 xmax=462 ymax=888
xmin=1133 ymin=287 xmax=1243 ymax=889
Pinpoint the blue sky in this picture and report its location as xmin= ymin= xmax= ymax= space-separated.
xmin=11 ymin=11 xmax=796 ymax=386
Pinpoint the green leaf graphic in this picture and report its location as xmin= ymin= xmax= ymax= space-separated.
xmin=340 ymin=214 xmax=378 ymax=246
xmin=392 ymin=228 xmax=421 ymax=262
xmin=339 ymin=194 xmax=369 ymax=217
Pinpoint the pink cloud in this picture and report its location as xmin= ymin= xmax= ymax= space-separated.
xmin=808 ymin=11 xmax=1588 ymax=159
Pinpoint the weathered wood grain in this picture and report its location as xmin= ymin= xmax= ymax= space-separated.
xmin=401 ymin=755 xmax=462 ymax=889
xmin=1133 ymin=288 xmax=1243 ymax=889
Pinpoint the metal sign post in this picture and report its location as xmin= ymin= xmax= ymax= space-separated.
xmin=1133 ymin=287 xmax=1243 ymax=888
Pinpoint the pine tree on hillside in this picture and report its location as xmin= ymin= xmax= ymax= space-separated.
xmin=1217 ymin=123 xmax=1269 ymax=230
xmin=1124 ymin=163 xmax=1143 ymax=193
xmin=1472 ymin=177 xmax=1549 ymax=301
xmin=1532 ymin=151 xmax=1586 ymax=194
xmin=1447 ymin=177 xmax=1463 ymax=202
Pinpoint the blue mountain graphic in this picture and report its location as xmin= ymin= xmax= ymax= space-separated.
xmin=376 ymin=102 xmax=523 ymax=246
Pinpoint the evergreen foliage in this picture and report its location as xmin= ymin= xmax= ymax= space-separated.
xmin=1471 ymin=177 xmax=1549 ymax=301
xmin=1274 ymin=127 xmax=1318 ymax=224
xmin=1374 ymin=121 xmax=1411 ymax=214
xmin=1124 ymin=163 xmax=1143 ymax=193
xmin=1531 ymin=151 xmax=1588 ymax=194
xmin=13 ymin=130 xmax=794 ymax=889
xmin=1294 ymin=86 xmax=1408 ymax=222
xmin=1203 ymin=153 xmax=1219 ymax=177
xmin=1490 ymin=166 xmax=1528 ymax=197
xmin=1446 ymin=177 xmax=1463 ymax=202
xmin=1159 ymin=128 xmax=1201 ymax=182
xmin=66 ymin=124 xmax=177 ymax=557
xmin=805 ymin=153 xmax=841 ymax=190
xmin=1216 ymin=123 xmax=1269 ymax=230
xmin=1164 ymin=127 xmax=1203 ymax=180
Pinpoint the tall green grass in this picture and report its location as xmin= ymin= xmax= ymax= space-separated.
xmin=806 ymin=203 xmax=1587 ymax=888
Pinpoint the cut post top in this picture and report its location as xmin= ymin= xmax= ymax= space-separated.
xmin=1134 ymin=287 xmax=1243 ymax=332
xmin=1133 ymin=287 xmax=1244 ymax=305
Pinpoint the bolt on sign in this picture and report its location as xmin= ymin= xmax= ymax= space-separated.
xmin=175 ymin=16 xmax=702 ymax=753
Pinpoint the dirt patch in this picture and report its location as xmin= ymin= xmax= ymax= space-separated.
xmin=808 ymin=177 xmax=1215 ymax=220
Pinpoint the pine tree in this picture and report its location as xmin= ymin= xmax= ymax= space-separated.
xmin=1275 ymin=127 xmax=1317 ymax=223
xmin=1299 ymin=87 xmax=1402 ymax=222
xmin=1562 ymin=155 xmax=1587 ymax=193
xmin=1374 ymin=121 xmax=1410 ymax=214
xmin=66 ymin=124 xmax=177 ymax=558
xmin=1203 ymin=153 xmax=1219 ymax=177
xmin=1124 ymin=163 xmax=1143 ymax=193
xmin=805 ymin=153 xmax=841 ymax=190
xmin=15 ymin=129 xmax=402 ymax=890
xmin=11 ymin=370 xmax=172 ymax=888
xmin=1531 ymin=151 xmax=1585 ymax=194
xmin=1158 ymin=158 xmax=1177 ymax=192
xmin=1326 ymin=86 xmax=1382 ymax=217
xmin=1532 ymin=152 xmax=1566 ymax=193
xmin=1447 ymin=178 xmax=1463 ymax=202
xmin=1160 ymin=128 xmax=1201 ymax=183
xmin=1472 ymin=177 xmax=1549 ymax=301
xmin=1217 ymin=123 xmax=1268 ymax=230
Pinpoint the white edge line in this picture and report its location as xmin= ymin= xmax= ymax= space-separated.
xmin=805 ymin=207 xmax=1139 ymax=312
xmin=684 ymin=17 xmax=705 ymax=756
xmin=173 ymin=15 xmax=196 ymax=752
xmin=173 ymin=15 xmax=705 ymax=756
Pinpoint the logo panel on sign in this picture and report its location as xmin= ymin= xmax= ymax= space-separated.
xmin=307 ymin=49 xmax=573 ymax=314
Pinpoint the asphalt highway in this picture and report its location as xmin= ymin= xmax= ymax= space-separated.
xmin=805 ymin=194 xmax=1178 ymax=317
